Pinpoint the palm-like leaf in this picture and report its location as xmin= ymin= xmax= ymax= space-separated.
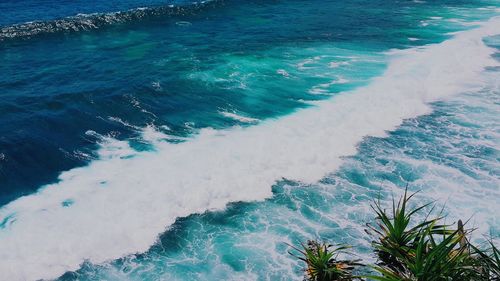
xmin=288 ymin=240 xmax=361 ymax=281
xmin=368 ymin=215 xmax=485 ymax=280
xmin=470 ymin=240 xmax=500 ymax=280
xmin=366 ymin=188 xmax=451 ymax=271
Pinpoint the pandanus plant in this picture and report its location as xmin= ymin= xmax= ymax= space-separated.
xmin=365 ymin=188 xmax=451 ymax=272
xmin=290 ymin=187 xmax=500 ymax=281
xmin=288 ymin=240 xmax=361 ymax=281
xmin=470 ymin=241 xmax=500 ymax=281
xmin=366 ymin=189 xmax=498 ymax=281
xmin=368 ymin=221 xmax=481 ymax=281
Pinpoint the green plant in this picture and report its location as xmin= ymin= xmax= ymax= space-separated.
xmin=288 ymin=240 xmax=361 ymax=281
xmin=470 ymin=240 xmax=500 ymax=280
xmin=290 ymin=188 xmax=499 ymax=281
xmin=368 ymin=222 xmax=481 ymax=281
xmin=365 ymin=188 xmax=495 ymax=281
xmin=366 ymin=188 xmax=449 ymax=271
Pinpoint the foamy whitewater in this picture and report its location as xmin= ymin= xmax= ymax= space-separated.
xmin=0 ymin=16 xmax=499 ymax=280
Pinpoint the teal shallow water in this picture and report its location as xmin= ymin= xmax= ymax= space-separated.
xmin=59 ymin=39 xmax=500 ymax=280
xmin=0 ymin=0 xmax=499 ymax=280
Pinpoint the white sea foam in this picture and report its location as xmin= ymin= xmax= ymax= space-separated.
xmin=220 ymin=111 xmax=259 ymax=123
xmin=107 ymin=116 xmax=142 ymax=130
xmin=328 ymin=61 xmax=350 ymax=68
xmin=309 ymin=76 xmax=350 ymax=94
xmin=420 ymin=20 xmax=430 ymax=27
xmin=276 ymin=69 xmax=290 ymax=77
xmin=0 ymin=17 xmax=499 ymax=281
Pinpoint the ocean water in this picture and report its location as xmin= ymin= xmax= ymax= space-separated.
xmin=0 ymin=0 xmax=499 ymax=280
xmin=0 ymin=0 xmax=190 ymax=27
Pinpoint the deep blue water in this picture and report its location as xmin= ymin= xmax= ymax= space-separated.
xmin=0 ymin=0 xmax=499 ymax=280
xmin=0 ymin=0 xmax=191 ymax=27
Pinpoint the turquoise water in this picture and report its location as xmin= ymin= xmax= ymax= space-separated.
xmin=60 ymin=36 xmax=500 ymax=281
xmin=0 ymin=0 xmax=499 ymax=280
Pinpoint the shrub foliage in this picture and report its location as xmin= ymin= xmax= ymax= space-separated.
xmin=290 ymin=189 xmax=500 ymax=281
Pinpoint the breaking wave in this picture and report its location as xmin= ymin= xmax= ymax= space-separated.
xmin=0 ymin=15 xmax=498 ymax=281
xmin=0 ymin=0 xmax=218 ymax=42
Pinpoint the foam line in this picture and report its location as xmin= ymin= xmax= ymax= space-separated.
xmin=0 ymin=17 xmax=499 ymax=281
xmin=219 ymin=111 xmax=260 ymax=123
xmin=0 ymin=0 xmax=217 ymax=42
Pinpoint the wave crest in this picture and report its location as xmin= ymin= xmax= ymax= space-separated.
xmin=0 ymin=1 xmax=218 ymax=42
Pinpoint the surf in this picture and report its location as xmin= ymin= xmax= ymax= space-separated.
xmin=0 ymin=14 xmax=498 ymax=280
xmin=0 ymin=0 xmax=219 ymax=42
